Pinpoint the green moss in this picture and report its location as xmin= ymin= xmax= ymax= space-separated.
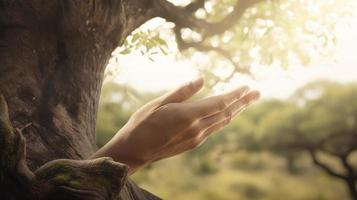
xmin=69 ymin=180 xmax=82 ymax=188
xmin=0 ymin=119 xmax=17 ymax=175
xmin=53 ymin=173 xmax=70 ymax=183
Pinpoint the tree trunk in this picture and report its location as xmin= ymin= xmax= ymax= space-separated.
xmin=286 ymin=155 xmax=299 ymax=174
xmin=0 ymin=0 xmax=159 ymax=199
xmin=346 ymin=179 xmax=357 ymax=200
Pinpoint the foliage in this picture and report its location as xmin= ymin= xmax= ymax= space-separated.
xmin=256 ymin=81 xmax=357 ymax=155
xmin=116 ymin=0 xmax=354 ymax=80
xmin=119 ymin=30 xmax=169 ymax=61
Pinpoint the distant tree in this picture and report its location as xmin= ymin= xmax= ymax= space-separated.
xmin=257 ymin=82 xmax=357 ymax=200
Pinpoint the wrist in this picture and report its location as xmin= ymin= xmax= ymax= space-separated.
xmin=116 ymin=155 xmax=147 ymax=175
xmin=92 ymin=130 xmax=148 ymax=175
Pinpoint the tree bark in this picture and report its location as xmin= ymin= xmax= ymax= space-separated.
xmin=341 ymin=155 xmax=357 ymax=200
xmin=0 ymin=0 xmax=160 ymax=199
xmin=346 ymin=179 xmax=357 ymax=200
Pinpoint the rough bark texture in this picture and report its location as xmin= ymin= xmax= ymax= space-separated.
xmin=0 ymin=0 xmax=155 ymax=169
xmin=0 ymin=0 xmax=266 ymax=199
xmin=0 ymin=0 xmax=159 ymax=199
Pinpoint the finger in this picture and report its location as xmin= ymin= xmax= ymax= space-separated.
xmin=198 ymin=108 xmax=232 ymax=130
xmin=201 ymin=116 xmax=231 ymax=138
xmin=231 ymin=90 xmax=260 ymax=116
xmin=158 ymin=76 xmax=204 ymax=105
xmin=185 ymin=86 xmax=249 ymax=118
xmin=199 ymin=91 xmax=260 ymax=137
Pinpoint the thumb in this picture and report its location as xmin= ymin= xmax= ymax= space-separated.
xmin=159 ymin=76 xmax=204 ymax=105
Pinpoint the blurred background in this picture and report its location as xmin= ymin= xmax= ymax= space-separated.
xmin=97 ymin=0 xmax=357 ymax=199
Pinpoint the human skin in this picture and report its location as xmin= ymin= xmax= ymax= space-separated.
xmin=92 ymin=77 xmax=260 ymax=174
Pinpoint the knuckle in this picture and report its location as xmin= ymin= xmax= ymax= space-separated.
xmin=151 ymin=103 xmax=173 ymax=116
xmin=217 ymin=99 xmax=227 ymax=111
xmin=241 ymin=96 xmax=250 ymax=104
xmin=234 ymin=101 xmax=243 ymax=109
xmin=224 ymin=109 xmax=233 ymax=121
xmin=188 ymin=125 xmax=200 ymax=137
xmin=158 ymin=104 xmax=170 ymax=112
xmin=202 ymin=129 xmax=210 ymax=138
xmin=162 ymin=103 xmax=176 ymax=111
xmin=189 ymin=137 xmax=201 ymax=149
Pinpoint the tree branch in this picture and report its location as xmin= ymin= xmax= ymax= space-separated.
xmin=341 ymin=154 xmax=356 ymax=180
xmin=308 ymin=150 xmax=346 ymax=180
xmin=153 ymin=0 xmax=204 ymax=30
xmin=155 ymin=0 xmax=265 ymax=35
xmin=203 ymin=0 xmax=265 ymax=37
xmin=174 ymin=26 xmax=251 ymax=75
xmin=185 ymin=0 xmax=206 ymax=13
xmin=151 ymin=0 xmax=267 ymax=76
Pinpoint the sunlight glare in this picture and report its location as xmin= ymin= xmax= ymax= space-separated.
xmin=107 ymin=1 xmax=357 ymax=99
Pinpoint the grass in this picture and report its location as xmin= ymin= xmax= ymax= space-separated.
xmin=132 ymin=151 xmax=349 ymax=200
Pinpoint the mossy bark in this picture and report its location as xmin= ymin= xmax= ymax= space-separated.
xmin=0 ymin=1 xmax=159 ymax=199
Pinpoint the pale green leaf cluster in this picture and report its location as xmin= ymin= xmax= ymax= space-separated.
xmin=119 ymin=30 xmax=169 ymax=61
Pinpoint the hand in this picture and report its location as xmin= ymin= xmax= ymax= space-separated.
xmin=92 ymin=77 xmax=260 ymax=174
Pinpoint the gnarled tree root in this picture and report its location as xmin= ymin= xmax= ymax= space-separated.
xmin=0 ymin=95 xmax=128 ymax=200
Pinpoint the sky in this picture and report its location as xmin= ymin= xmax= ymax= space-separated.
xmin=107 ymin=2 xmax=357 ymax=99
